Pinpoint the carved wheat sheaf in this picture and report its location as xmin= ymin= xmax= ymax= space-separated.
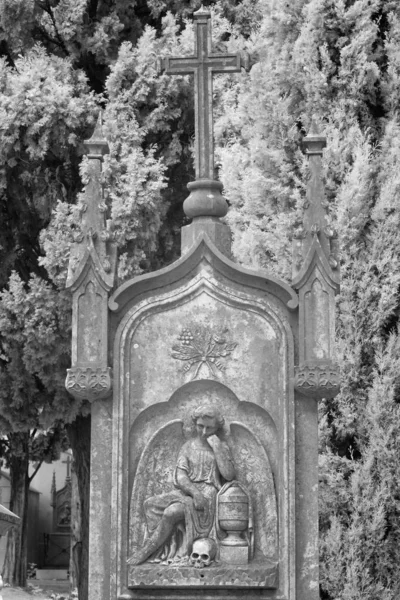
xmin=171 ymin=327 xmax=237 ymax=380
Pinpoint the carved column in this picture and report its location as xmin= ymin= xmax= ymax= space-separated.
xmin=65 ymin=114 xmax=117 ymax=402
xmin=65 ymin=114 xmax=117 ymax=600
xmin=292 ymin=120 xmax=340 ymax=600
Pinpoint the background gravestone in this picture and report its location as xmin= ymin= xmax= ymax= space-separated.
xmin=66 ymin=8 xmax=339 ymax=600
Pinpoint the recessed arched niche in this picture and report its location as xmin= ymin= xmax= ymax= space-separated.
xmin=127 ymin=380 xmax=279 ymax=587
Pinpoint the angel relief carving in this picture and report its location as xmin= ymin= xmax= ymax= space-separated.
xmin=128 ymin=404 xmax=278 ymax=576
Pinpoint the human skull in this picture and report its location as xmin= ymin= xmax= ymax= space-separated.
xmin=190 ymin=538 xmax=217 ymax=569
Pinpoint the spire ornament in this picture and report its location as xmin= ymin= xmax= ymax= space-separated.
xmin=65 ymin=112 xmax=116 ymax=402
xmin=292 ymin=118 xmax=340 ymax=399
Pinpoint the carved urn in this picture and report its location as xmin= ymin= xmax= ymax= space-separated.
xmin=218 ymin=482 xmax=249 ymax=547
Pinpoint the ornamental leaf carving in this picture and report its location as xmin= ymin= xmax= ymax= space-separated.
xmin=65 ymin=366 xmax=112 ymax=402
xmin=294 ymin=364 xmax=340 ymax=399
xmin=171 ymin=327 xmax=237 ymax=380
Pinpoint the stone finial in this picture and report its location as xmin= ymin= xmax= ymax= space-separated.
xmin=293 ymin=118 xmax=340 ymax=400
xmin=303 ymin=116 xmax=326 ymax=152
xmin=293 ymin=118 xmax=338 ymax=278
xmin=301 ymin=118 xmax=329 ymax=256
xmin=66 ymin=111 xmax=116 ymax=291
xmin=193 ymin=4 xmax=210 ymax=18
xmin=84 ymin=111 xmax=109 ymax=160
xmin=65 ymin=112 xmax=116 ymax=403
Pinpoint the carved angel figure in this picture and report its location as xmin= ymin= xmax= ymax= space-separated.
xmin=128 ymin=403 xmax=278 ymax=568
xmin=127 ymin=405 xmax=235 ymax=565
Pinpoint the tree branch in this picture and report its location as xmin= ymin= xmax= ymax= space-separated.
xmin=28 ymin=459 xmax=43 ymax=483
xmin=34 ymin=0 xmax=70 ymax=56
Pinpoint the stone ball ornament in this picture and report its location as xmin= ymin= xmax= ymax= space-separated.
xmin=190 ymin=538 xmax=217 ymax=569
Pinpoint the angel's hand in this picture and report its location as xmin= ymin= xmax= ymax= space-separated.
xmin=207 ymin=434 xmax=220 ymax=450
xmin=193 ymin=491 xmax=207 ymax=511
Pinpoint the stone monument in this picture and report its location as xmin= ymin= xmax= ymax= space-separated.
xmin=66 ymin=7 xmax=340 ymax=600
xmin=42 ymin=466 xmax=72 ymax=568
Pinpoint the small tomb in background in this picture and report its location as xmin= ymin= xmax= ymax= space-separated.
xmin=43 ymin=457 xmax=72 ymax=569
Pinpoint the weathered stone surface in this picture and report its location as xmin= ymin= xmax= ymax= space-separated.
xmin=292 ymin=119 xmax=338 ymax=280
xmin=292 ymin=121 xmax=340 ymax=413
xmin=181 ymin=218 xmax=232 ymax=258
xmin=89 ymin=400 xmax=113 ymax=600
xmin=158 ymin=8 xmax=248 ymax=255
xmin=295 ymin=396 xmax=319 ymax=600
xmin=157 ymin=9 xmax=246 ymax=183
xmin=66 ymin=366 xmax=112 ymax=401
xmin=219 ymin=545 xmax=248 ymax=566
xmin=126 ymin=403 xmax=275 ymax=585
xmin=107 ymin=235 xmax=295 ymax=599
xmin=128 ymin=558 xmax=278 ymax=588
xmin=65 ymin=113 xmax=115 ymax=408
xmin=294 ymin=363 xmax=340 ymax=399
xmin=67 ymin=17 xmax=339 ymax=600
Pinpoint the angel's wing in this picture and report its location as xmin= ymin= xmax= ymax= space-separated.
xmin=229 ymin=422 xmax=278 ymax=560
xmin=128 ymin=419 xmax=185 ymax=552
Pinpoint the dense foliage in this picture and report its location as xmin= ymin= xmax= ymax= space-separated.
xmin=214 ymin=1 xmax=400 ymax=598
xmin=0 ymin=0 xmax=400 ymax=598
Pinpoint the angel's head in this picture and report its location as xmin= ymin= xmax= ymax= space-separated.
xmin=191 ymin=405 xmax=225 ymax=439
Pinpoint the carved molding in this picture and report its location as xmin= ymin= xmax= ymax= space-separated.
xmin=294 ymin=363 xmax=340 ymax=399
xmin=66 ymin=235 xmax=117 ymax=292
xmin=65 ymin=366 xmax=112 ymax=401
xmin=292 ymin=236 xmax=340 ymax=292
xmin=108 ymin=233 xmax=299 ymax=313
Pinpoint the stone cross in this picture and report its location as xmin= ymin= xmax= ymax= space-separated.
xmin=158 ymin=6 xmax=247 ymax=181
xmin=62 ymin=454 xmax=72 ymax=479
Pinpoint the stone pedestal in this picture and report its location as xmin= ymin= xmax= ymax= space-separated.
xmin=106 ymin=236 xmax=298 ymax=599
xmin=181 ymin=218 xmax=232 ymax=258
xmin=67 ymin=76 xmax=339 ymax=600
xmin=219 ymin=545 xmax=248 ymax=565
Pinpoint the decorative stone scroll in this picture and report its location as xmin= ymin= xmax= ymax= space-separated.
xmin=65 ymin=366 xmax=112 ymax=401
xmin=294 ymin=364 xmax=340 ymax=399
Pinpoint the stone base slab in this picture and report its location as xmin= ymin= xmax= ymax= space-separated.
xmin=128 ymin=558 xmax=277 ymax=588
